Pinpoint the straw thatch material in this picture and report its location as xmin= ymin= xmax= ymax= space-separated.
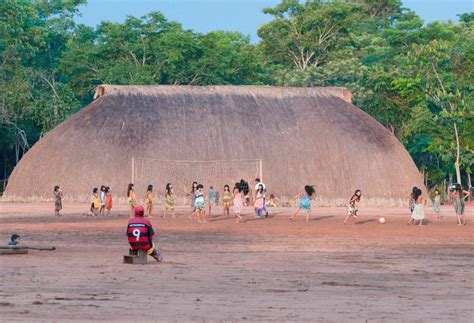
xmin=5 ymin=85 xmax=424 ymax=204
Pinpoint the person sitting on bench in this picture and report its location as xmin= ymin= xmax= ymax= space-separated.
xmin=127 ymin=205 xmax=162 ymax=262
xmin=8 ymin=234 xmax=20 ymax=246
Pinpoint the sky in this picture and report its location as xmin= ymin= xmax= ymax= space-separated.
xmin=76 ymin=0 xmax=474 ymax=42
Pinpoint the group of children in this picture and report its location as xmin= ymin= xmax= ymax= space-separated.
xmin=88 ymin=186 xmax=113 ymax=216
xmin=53 ymin=180 xmax=470 ymax=226
xmin=407 ymin=184 xmax=471 ymax=226
xmin=184 ymin=178 xmax=270 ymax=224
xmin=126 ymin=183 xmax=177 ymax=218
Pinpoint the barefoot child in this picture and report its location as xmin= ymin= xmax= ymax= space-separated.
xmin=90 ymin=188 xmax=100 ymax=216
xmin=408 ymin=188 xmax=425 ymax=226
xmin=222 ymin=184 xmax=232 ymax=218
xmin=99 ymin=185 xmax=106 ymax=215
xmin=408 ymin=186 xmax=418 ymax=215
xmin=163 ymin=183 xmax=176 ymax=218
xmin=54 ymin=186 xmax=63 ymax=216
xmin=127 ymin=183 xmax=137 ymax=217
xmin=194 ymin=184 xmax=207 ymax=223
xmin=344 ymin=189 xmax=362 ymax=225
xmin=186 ymin=182 xmax=198 ymax=219
xmin=105 ymin=187 xmax=112 ymax=215
xmin=254 ymin=178 xmax=269 ymax=217
xmin=144 ymin=185 xmax=154 ymax=217
xmin=233 ymin=185 xmax=244 ymax=223
xmin=452 ymin=184 xmax=470 ymax=226
xmin=254 ymin=184 xmax=265 ymax=218
xmin=290 ymin=185 xmax=316 ymax=222
xmin=433 ymin=189 xmax=442 ymax=220
xmin=266 ymin=194 xmax=277 ymax=207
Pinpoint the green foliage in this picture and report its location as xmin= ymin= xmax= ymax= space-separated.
xmin=0 ymin=0 xmax=473 ymax=188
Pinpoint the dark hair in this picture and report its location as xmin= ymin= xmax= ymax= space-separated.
xmin=224 ymin=184 xmax=230 ymax=191
xmin=269 ymin=194 xmax=275 ymax=199
xmin=93 ymin=187 xmax=98 ymax=194
xmin=166 ymin=183 xmax=172 ymax=196
xmin=197 ymin=184 xmax=204 ymax=190
xmin=257 ymin=184 xmax=264 ymax=194
xmin=54 ymin=186 xmax=59 ymax=192
xmin=453 ymin=184 xmax=467 ymax=197
xmin=11 ymin=234 xmax=20 ymax=241
xmin=210 ymin=186 xmax=213 ymax=189
xmin=414 ymin=188 xmax=422 ymax=200
xmin=239 ymin=180 xmax=249 ymax=195
xmin=255 ymin=178 xmax=260 ymax=183
xmin=100 ymin=185 xmax=105 ymax=191
xmin=147 ymin=184 xmax=153 ymax=192
xmin=127 ymin=183 xmax=134 ymax=197
xmin=105 ymin=187 xmax=110 ymax=193
xmin=191 ymin=181 xmax=198 ymax=192
xmin=304 ymin=185 xmax=316 ymax=197
xmin=234 ymin=185 xmax=242 ymax=193
xmin=351 ymin=189 xmax=361 ymax=202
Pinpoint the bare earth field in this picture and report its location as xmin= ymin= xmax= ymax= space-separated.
xmin=0 ymin=202 xmax=473 ymax=322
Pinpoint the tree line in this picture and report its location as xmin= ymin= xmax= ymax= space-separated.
xmin=1 ymin=0 xmax=473 ymax=193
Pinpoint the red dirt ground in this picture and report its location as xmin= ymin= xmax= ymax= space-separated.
xmin=0 ymin=202 xmax=473 ymax=321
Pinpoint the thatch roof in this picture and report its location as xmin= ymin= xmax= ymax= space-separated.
xmin=5 ymin=85 xmax=424 ymax=204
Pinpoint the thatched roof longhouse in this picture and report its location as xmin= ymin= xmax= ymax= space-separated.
xmin=5 ymin=85 xmax=424 ymax=204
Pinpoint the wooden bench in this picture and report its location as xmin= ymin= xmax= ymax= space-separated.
xmin=123 ymin=249 xmax=147 ymax=264
xmin=0 ymin=248 xmax=28 ymax=255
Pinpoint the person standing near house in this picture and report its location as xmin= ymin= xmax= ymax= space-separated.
xmin=54 ymin=186 xmax=63 ymax=216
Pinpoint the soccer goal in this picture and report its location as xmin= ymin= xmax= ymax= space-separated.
xmin=131 ymin=157 xmax=262 ymax=200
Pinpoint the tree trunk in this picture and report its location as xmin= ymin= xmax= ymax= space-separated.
xmin=453 ymin=122 xmax=462 ymax=185
xmin=448 ymin=174 xmax=453 ymax=203
xmin=468 ymin=170 xmax=472 ymax=202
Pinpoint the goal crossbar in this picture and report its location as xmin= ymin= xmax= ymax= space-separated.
xmin=131 ymin=157 xmax=263 ymax=197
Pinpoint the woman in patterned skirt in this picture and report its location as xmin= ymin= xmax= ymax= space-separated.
xmin=452 ymin=184 xmax=470 ymax=226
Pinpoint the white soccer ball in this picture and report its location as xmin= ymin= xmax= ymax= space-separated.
xmin=379 ymin=217 xmax=386 ymax=224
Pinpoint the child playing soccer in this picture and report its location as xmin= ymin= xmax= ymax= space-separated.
xmin=187 ymin=182 xmax=198 ymax=219
xmin=99 ymin=185 xmax=106 ymax=215
xmin=290 ymin=185 xmax=316 ymax=222
xmin=254 ymin=178 xmax=269 ymax=217
xmin=433 ymin=189 xmax=442 ymax=220
xmin=222 ymin=184 xmax=232 ymax=218
xmin=254 ymin=184 xmax=265 ymax=218
xmin=194 ymin=184 xmax=207 ymax=223
xmin=127 ymin=183 xmax=137 ymax=217
xmin=54 ymin=186 xmax=63 ymax=216
xmin=105 ymin=187 xmax=113 ymax=215
xmin=163 ymin=183 xmax=176 ymax=218
xmin=144 ymin=185 xmax=154 ymax=218
xmin=408 ymin=187 xmax=426 ymax=226
xmin=452 ymin=184 xmax=471 ymax=226
xmin=408 ymin=186 xmax=418 ymax=215
xmin=266 ymin=194 xmax=277 ymax=207
xmin=90 ymin=188 xmax=100 ymax=216
xmin=233 ymin=185 xmax=244 ymax=223
xmin=344 ymin=190 xmax=362 ymax=225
